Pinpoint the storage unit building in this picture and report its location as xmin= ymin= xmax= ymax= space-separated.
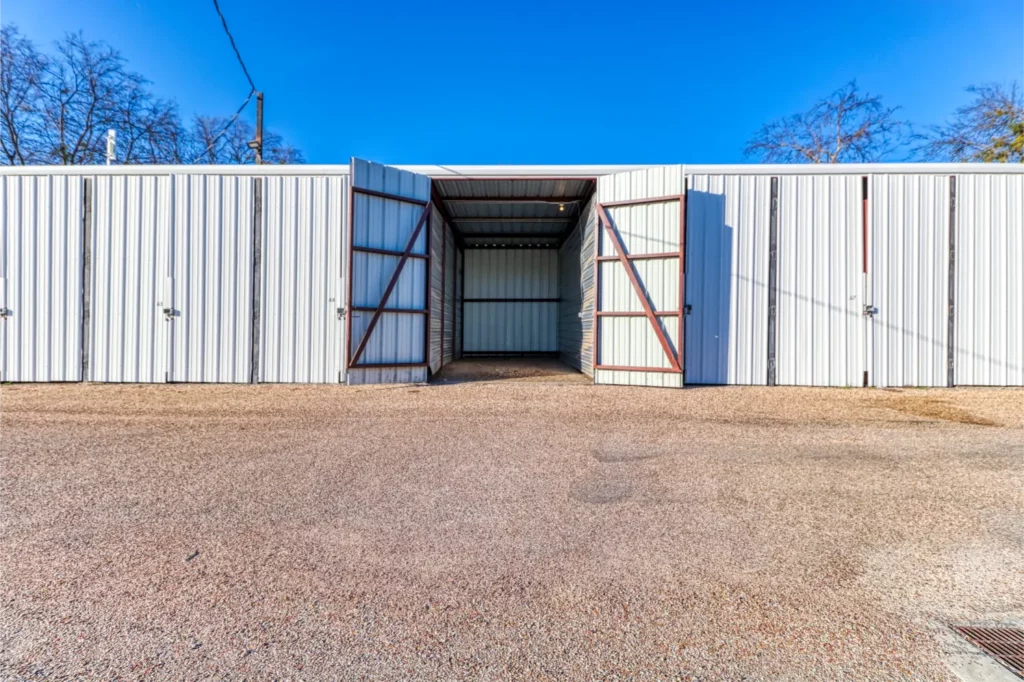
xmin=1 ymin=161 xmax=1021 ymax=388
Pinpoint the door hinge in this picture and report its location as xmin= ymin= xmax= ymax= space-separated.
xmin=684 ymin=304 xmax=692 ymax=316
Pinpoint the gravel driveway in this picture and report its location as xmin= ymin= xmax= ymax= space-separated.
xmin=1 ymin=378 xmax=1022 ymax=680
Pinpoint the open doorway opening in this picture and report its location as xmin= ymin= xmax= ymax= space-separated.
xmin=428 ymin=177 xmax=597 ymax=384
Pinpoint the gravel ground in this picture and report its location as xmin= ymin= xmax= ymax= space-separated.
xmin=1 ymin=372 xmax=1022 ymax=681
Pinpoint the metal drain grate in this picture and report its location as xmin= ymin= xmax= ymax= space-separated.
xmin=953 ymin=626 xmax=1024 ymax=679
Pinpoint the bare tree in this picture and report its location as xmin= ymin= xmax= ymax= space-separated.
xmin=187 ymin=115 xmax=304 ymax=164
xmin=30 ymin=32 xmax=184 ymax=165
xmin=1 ymin=24 xmax=302 ymax=166
xmin=919 ymin=83 xmax=1023 ymax=162
xmin=0 ymin=25 xmax=47 ymax=164
xmin=745 ymin=81 xmax=911 ymax=163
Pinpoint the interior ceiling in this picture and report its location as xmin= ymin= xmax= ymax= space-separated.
xmin=434 ymin=178 xmax=596 ymax=248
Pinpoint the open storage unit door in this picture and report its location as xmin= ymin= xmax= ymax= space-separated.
xmin=347 ymin=159 xmax=433 ymax=385
xmin=594 ymin=166 xmax=685 ymax=388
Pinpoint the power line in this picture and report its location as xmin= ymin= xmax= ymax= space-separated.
xmin=191 ymin=88 xmax=255 ymax=163
xmin=211 ymin=0 xmax=256 ymax=91
xmin=208 ymin=0 xmax=264 ymax=163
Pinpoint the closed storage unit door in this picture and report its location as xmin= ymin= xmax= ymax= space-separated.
xmin=685 ymin=174 xmax=771 ymax=385
xmin=347 ymin=158 xmax=432 ymax=385
xmin=0 ymin=175 xmax=84 ymax=382
xmin=170 ymin=175 xmax=254 ymax=383
xmin=90 ymin=175 xmax=172 ymax=383
xmin=870 ymin=175 xmax=950 ymax=387
xmin=259 ymin=175 xmax=347 ymax=383
xmin=955 ymin=173 xmax=1024 ymax=386
xmin=776 ymin=175 xmax=864 ymax=387
xmin=594 ymin=166 xmax=685 ymax=388
xmin=463 ymin=249 xmax=558 ymax=353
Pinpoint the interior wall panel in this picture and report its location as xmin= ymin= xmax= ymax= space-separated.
xmin=454 ymin=249 xmax=464 ymax=359
xmin=685 ymin=174 xmax=771 ymax=385
xmin=443 ymin=226 xmax=456 ymax=365
xmin=776 ymin=175 xmax=864 ymax=387
xmin=955 ymin=173 xmax=1024 ymax=386
xmin=259 ymin=175 xmax=347 ymax=383
xmin=429 ymin=204 xmax=443 ymax=373
xmin=870 ymin=175 xmax=950 ymax=387
xmin=559 ymin=210 xmax=585 ymax=371
xmin=463 ymin=249 xmax=558 ymax=353
xmin=0 ymin=175 xmax=84 ymax=382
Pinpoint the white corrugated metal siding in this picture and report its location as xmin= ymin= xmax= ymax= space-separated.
xmin=90 ymin=175 xmax=172 ymax=383
xmin=259 ymin=175 xmax=347 ymax=383
xmin=0 ymin=174 xmax=84 ymax=381
xmin=869 ymin=175 xmax=950 ymax=387
xmin=463 ymin=249 xmax=558 ymax=353
xmin=955 ymin=173 xmax=1024 ymax=386
xmin=594 ymin=166 xmax=684 ymax=388
xmin=170 ymin=175 xmax=253 ymax=383
xmin=685 ymin=174 xmax=771 ymax=385
xmin=776 ymin=175 xmax=864 ymax=387
xmin=348 ymin=159 xmax=430 ymax=385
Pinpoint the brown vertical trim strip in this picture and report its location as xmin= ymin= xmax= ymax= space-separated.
xmin=948 ymin=175 xmax=957 ymax=387
xmin=250 ymin=177 xmax=262 ymax=383
xmin=349 ymin=202 xmax=430 ymax=367
xmin=862 ymin=176 xmax=869 ymax=274
xmin=678 ymin=187 xmax=686 ymax=379
xmin=345 ymin=173 xmax=355 ymax=380
xmin=596 ymin=204 xmax=682 ymax=373
xmin=767 ymin=177 xmax=780 ymax=387
xmin=594 ymin=205 xmax=602 ymax=371
xmin=81 ymin=177 xmax=93 ymax=381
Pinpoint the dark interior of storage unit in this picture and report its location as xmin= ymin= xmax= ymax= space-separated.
xmin=427 ymin=177 xmax=597 ymax=383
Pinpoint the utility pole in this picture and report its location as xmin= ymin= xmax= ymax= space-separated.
xmin=254 ymin=92 xmax=264 ymax=164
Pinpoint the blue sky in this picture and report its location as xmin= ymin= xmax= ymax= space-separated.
xmin=4 ymin=0 xmax=1022 ymax=164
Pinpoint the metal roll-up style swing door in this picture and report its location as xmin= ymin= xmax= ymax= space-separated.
xmin=346 ymin=159 xmax=433 ymax=385
xmin=593 ymin=166 xmax=686 ymax=388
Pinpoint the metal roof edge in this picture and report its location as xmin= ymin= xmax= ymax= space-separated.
xmin=0 ymin=162 xmax=1020 ymax=177
xmin=684 ymin=163 xmax=1024 ymax=175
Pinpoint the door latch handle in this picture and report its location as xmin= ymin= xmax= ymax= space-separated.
xmin=163 ymin=307 xmax=176 ymax=320
xmin=862 ymin=305 xmax=877 ymax=317
xmin=0 ymin=308 xmax=9 ymax=319
xmin=336 ymin=306 xmax=347 ymax=320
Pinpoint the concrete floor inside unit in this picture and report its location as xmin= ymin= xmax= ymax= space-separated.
xmin=1 ymin=383 xmax=1022 ymax=680
xmin=430 ymin=356 xmax=591 ymax=385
